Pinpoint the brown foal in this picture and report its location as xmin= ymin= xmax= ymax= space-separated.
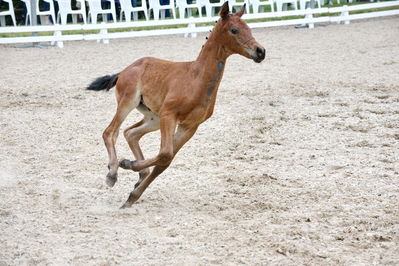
xmin=87 ymin=2 xmax=266 ymax=208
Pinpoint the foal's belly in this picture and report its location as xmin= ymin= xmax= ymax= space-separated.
xmin=178 ymin=103 xmax=213 ymax=126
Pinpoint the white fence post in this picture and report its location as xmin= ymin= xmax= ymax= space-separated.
xmin=184 ymin=17 xmax=197 ymax=38
xmin=98 ymin=24 xmax=109 ymax=44
xmin=54 ymin=30 xmax=63 ymax=48
xmin=305 ymin=8 xmax=314 ymax=29
xmin=339 ymin=5 xmax=350 ymax=24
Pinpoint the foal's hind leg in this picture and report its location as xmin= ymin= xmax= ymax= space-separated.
xmin=120 ymin=124 xmax=198 ymax=208
xmin=103 ymin=96 xmax=139 ymax=187
xmin=121 ymin=112 xmax=160 ymax=188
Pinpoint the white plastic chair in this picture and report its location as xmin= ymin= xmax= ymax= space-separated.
xmin=148 ymin=0 xmax=176 ymax=20
xmin=0 ymin=0 xmax=16 ymax=26
xmin=321 ymin=0 xmax=348 ymax=5
xmin=21 ymin=0 xmax=31 ymax=25
xmin=275 ymin=0 xmax=297 ymax=12
xmin=249 ymin=0 xmax=274 ymax=13
xmin=227 ymin=0 xmax=249 ymax=13
xmin=198 ymin=0 xmax=225 ymax=17
xmin=56 ymin=0 xmax=87 ymax=24
xmin=87 ymin=0 xmax=117 ymax=23
xmin=119 ymin=0 xmax=149 ymax=21
xmin=299 ymin=0 xmax=321 ymax=9
xmin=36 ymin=0 xmax=57 ymax=24
xmin=176 ymin=0 xmax=202 ymax=18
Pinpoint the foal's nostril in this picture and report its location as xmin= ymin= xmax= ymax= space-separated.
xmin=256 ymin=47 xmax=265 ymax=59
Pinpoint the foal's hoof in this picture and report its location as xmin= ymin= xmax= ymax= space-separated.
xmin=105 ymin=172 xmax=117 ymax=187
xmin=119 ymin=192 xmax=139 ymax=209
xmin=120 ymin=202 xmax=132 ymax=209
xmin=119 ymin=159 xmax=139 ymax=171
xmin=120 ymin=198 xmax=135 ymax=209
xmin=119 ymin=159 xmax=134 ymax=169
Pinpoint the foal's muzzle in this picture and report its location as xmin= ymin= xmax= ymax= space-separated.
xmin=253 ymin=46 xmax=266 ymax=63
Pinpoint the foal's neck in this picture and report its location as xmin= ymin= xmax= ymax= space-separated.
xmin=195 ymin=28 xmax=230 ymax=65
xmin=194 ymin=29 xmax=230 ymax=98
xmin=196 ymin=41 xmax=228 ymax=65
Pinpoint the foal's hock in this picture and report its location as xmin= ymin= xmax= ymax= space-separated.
xmin=87 ymin=2 xmax=266 ymax=208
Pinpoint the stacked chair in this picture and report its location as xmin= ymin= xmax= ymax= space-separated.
xmin=148 ymin=0 xmax=176 ymax=20
xmin=249 ymin=0 xmax=274 ymax=13
xmin=20 ymin=0 xmax=56 ymax=25
xmin=176 ymin=0 xmax=202 ymax=18
xmin=56 ymin=0 xmax=87 ymax=24
xmin=87 ymin=0 xmax=117 ymax=23
xmin=119 ymin=0 xmax=149 ymax=21
xmin=0 ymin=0 xmax=16 ymax=26
xmin=199 ymin=0 xmax=226 ymax=17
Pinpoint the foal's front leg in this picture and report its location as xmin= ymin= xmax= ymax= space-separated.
xmin=120 ymin=115 xmax=177 ymax=171
xmin=121 ymin=116 xmax=160 ymax=187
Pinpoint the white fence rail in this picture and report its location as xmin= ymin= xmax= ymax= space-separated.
xmin=0 ymin=1 xmax=398 ymax=47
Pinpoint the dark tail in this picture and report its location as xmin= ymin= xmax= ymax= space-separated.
xmin=87 ymin=73 xmax=119 ymax=91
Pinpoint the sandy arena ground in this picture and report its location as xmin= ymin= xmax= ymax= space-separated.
xmin=1 ymin=17 xmax=398 ymax=265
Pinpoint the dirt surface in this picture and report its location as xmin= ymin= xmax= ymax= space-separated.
xmin=1 ymin=17 xmax=398 ymax=265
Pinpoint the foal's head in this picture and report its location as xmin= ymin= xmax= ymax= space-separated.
xmin=214 ymin=2 xmax=266 ymax=63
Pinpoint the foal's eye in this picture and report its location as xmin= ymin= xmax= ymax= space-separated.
xmin=231 ymin=28 xmax=239 ymax=35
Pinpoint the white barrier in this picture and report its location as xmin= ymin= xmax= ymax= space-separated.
xmin=0 ymin=1 xmax=398 ymax=47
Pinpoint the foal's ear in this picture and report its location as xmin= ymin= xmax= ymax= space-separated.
xmin=236 ymin=3 xmax=246 ymax=17
xmin=220 ymin=1 xmax=230 ymax=20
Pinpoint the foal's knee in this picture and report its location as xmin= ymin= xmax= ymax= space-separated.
xmin=103 ymin=128 xmax=111 ymax=143
xmin=103 ymin=126 xmax=119 ymax=145
xmin=123 ymin=128 xmax=138 ymax=143
xmin=157 ymin=152 xmax=173 ymax=166
xmin=123 ymin=128 xmax=131 ymax=141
